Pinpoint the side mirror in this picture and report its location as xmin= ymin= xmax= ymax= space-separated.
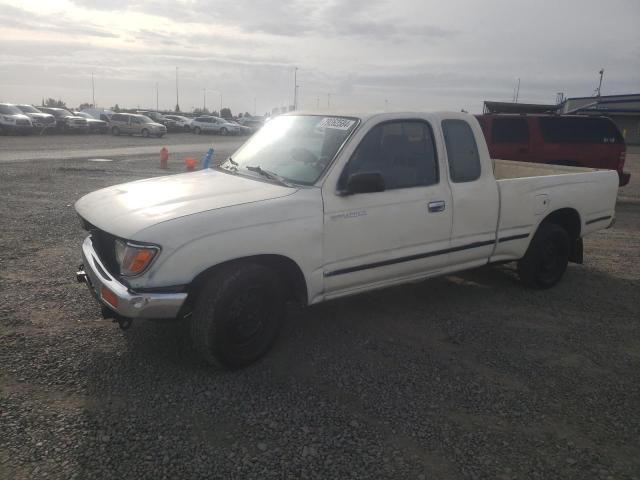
xmin=343 ymin=172 xmax=386 ymax=195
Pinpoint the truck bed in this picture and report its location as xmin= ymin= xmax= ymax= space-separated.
xmin=493 ymin=159 xmax=596 ymax=180
xmin=489 ymin=158 xmax=619 ymax=264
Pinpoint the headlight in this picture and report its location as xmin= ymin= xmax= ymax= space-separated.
xmin=115 ymin=239 xmax=159 ymax=276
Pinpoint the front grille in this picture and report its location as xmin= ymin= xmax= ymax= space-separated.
xmin=80 ymin=217 xmax=119 ymax=276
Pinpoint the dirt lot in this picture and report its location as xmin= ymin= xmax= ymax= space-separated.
xmin=0 ymin=139 xmax=639 ymax=479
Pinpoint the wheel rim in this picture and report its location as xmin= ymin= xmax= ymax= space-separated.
xmin=226 ymin=286 xmax=268 ymax=346
xmin=142 ymin=129 xmax=149 ymax=137
xmin=221 ymin=128 xmax=227 ymax=136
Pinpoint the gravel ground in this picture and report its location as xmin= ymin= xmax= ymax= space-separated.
xmin=0 ymin=144 xmax=639 ymax=480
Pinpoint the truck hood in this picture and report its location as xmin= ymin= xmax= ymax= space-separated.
xmin=75 ymin=169 xmax=295 ymax=239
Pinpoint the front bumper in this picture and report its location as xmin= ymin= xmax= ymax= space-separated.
xmin=77 ymin=236 xmax=187 ymax=319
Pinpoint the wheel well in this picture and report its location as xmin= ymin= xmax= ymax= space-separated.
xmin=539 ymin=208 xmax=582 ymax=263
xmin=186 ymin=255 xmax=308 ymax=308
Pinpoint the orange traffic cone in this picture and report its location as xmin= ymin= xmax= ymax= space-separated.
xmin=185 ymin=157 xmax=196 ymax=171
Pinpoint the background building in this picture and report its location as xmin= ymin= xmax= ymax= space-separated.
xmin=560 ymin=93 xmax=640 ymax=145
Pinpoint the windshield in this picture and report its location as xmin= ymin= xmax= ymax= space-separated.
xmin=224 ymin=115 xmax=358 ymax=185
xmin=140 ymin=116 xmax=154 ymax=124
xmin=75 ymin=112 xmax=91 ymax=119
xmin=0 ymin=104 xmax=23 ymax=115
xmin=17 ymin=105 xmax=39 ymax=113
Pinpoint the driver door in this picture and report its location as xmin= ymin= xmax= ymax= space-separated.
xmin=322 ymin=119 xmax=453 ymax=296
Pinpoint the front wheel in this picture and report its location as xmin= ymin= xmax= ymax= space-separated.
xmin=141 ymin=128 xmax=150 ymax=138
xmin=111 ymin=126 xmax=120 ymax=136
xmin=220 ymin=127 xmax=228 ymax=136
xmin=518 ymin=223 xmax=570 ymax=289
xmin=190 ymin=264 xmax=285 ymax=369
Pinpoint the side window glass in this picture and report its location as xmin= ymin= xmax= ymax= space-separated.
xmin=492 ymin=118 xmax=529 ymax=143
xmin=342 ymin=121 xmax=439 ymax=190
xmin=442 ymin=119 xmax=481 ymax=183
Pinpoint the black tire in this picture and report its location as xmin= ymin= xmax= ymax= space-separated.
xmin=141 ymin=128 xmax=150 ymax=138
xmin=190 ymin=263 xmax=285 ymax=368
xmin=111 ymin=126 xmax=120 ymax=136
xmin=517 ymin=223 xmax=570 ymax=289
xmin=220 ymin=127 xmax=228 ymax=136
xmin=194 ymin=126 xmax=201 ymax=135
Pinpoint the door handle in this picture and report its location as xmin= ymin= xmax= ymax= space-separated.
xmin=428 ymin=200 xmax=446 ymax=213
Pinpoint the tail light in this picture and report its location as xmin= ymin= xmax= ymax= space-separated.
xmin=618 ymin=150 xmax=626 ymax=171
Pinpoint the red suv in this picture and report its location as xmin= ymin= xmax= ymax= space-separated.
xmin=476 ymin=114 xmax=630 ymax=186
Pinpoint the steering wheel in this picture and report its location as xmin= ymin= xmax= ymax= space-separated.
xmin=290 ymin=147 xmax=318 ymax=164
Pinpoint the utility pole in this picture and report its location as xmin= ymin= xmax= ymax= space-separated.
xmin=156 ymin=82 xmax=159 ymax=111
xmin=327 ymin=93 xmax=331 ymax=109
xmin=175 ymin=67 xmax=180 ymax=111
xmin=203 ymin=88 xmax=207 ymax=112
xmin=219 ymin=92 xmax=222 ymax=113
xmin=91 ymin=72 xmax=95 ymax=107
xmin=293 ymin=67 xmax=298 ymax=110
xmin=596 ymin=68 xmax=604 ymax=97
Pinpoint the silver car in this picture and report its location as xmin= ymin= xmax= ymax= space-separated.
xmin=109 ymin=113 xmax=167 ymax=137
xmin=191 ymin=116 xmax=240 ymax=135
xmin=15 ymin=104 xmax=56 ymax=130
xmin=0 ymin=103 xmax=33 ymax=134
xmin=165 ymin=115 xmax=193 ymax=132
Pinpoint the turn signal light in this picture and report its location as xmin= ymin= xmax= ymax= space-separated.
xmin=101 ymin=286 xmax=119 ymax=308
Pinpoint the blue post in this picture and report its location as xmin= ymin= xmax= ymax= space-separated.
xmin=201 ymin=147 xmax=214 ymax=169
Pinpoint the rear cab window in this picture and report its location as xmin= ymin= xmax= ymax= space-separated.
xmin=442 ymin=119 xmax=481 ymax=182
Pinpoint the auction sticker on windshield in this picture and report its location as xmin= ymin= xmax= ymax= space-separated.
xmin=317 ymin=117 xmax=356 ymax=130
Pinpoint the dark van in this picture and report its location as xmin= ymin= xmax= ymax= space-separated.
xmin=476 ymin=114 xmax=630 ymax=186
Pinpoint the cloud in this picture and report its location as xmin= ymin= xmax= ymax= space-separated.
xmin=0 ymin=4 xmax=117 ymax=38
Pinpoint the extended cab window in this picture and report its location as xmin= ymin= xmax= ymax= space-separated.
xmin=492 ymin=118 xmax=529 ymax=143
xmin=442 ymin=119 xmax=481 ymax=182
xmin=341 ymin=120 xmax=438 ymax=190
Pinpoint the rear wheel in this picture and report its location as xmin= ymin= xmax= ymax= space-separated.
xmin=518 ymin=223 xmax=570 ymax=289
xmin=190 ymin=264 xmax=285 ymax=368
xmin=111 ymin=126 xmax=120 ymax=136
xmin=194 ymin=126 xmax=202 ymax=135
xmin=220 ymin=127 xmax=228 ymax=136
xmin=141 ymin=128 xmax=150 ymax=138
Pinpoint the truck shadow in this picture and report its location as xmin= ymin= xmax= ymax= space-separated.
xmin=75 ymin=262 xmax=639 ymax=478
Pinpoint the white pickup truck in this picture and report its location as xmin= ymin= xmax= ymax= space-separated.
xmin=75 ymin=112 xmax=619 ymax=368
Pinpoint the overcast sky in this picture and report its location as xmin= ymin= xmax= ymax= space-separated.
xmin=1 ymin=0 xmax=638 ymax=115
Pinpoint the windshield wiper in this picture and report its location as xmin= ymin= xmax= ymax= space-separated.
xmin=245 ymin=165 xmax=292 ymax=186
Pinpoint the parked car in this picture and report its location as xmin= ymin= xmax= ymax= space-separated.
xmin=238 ymin=117 xmax=264 ymax=133
xmin=190 ymin=116 xmax=240 ymax=135
xmin=137 ymin=111 xmax=178 ymax=130
xmin=15 ymin=104 xmax=56 ymax=130
xmin=74 ymin=111 xmax=108 ymax=133
xmin=81 ymin=108 xmax=114 ymax=122
xmin=164 ymin=114 xmax=193 ymax=132
xmin=75 ymin=112 xmax=619 ymax=368
xmin=0 ymin=103 xmax=33 ymax=134
xmin=476 ymin=114 xmax=630 ymax=186
xmin=109 ymin=113 xmax=166 ymax=137
xmin=38 ymin=107 xmax=88 ymax=132
xmin=227 ymin=120 xmax=252 ymax=135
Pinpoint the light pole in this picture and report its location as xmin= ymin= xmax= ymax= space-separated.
xmin=596 ymin=68 xmax=604 ymax=97
xmin=175 ymin=67 xmax=180 ymax=112
xmin=203 ymin=88 xmax=207 ymax=112
xmin=156 ymin=82 xmax=159 ymax=111
xmin=327 ymin=93 xmax=331 ymax=109
xmin=293 ymin=67 xmax=298 ymax=110
xmin=91 ymin=72 xmax=95 ymax=107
